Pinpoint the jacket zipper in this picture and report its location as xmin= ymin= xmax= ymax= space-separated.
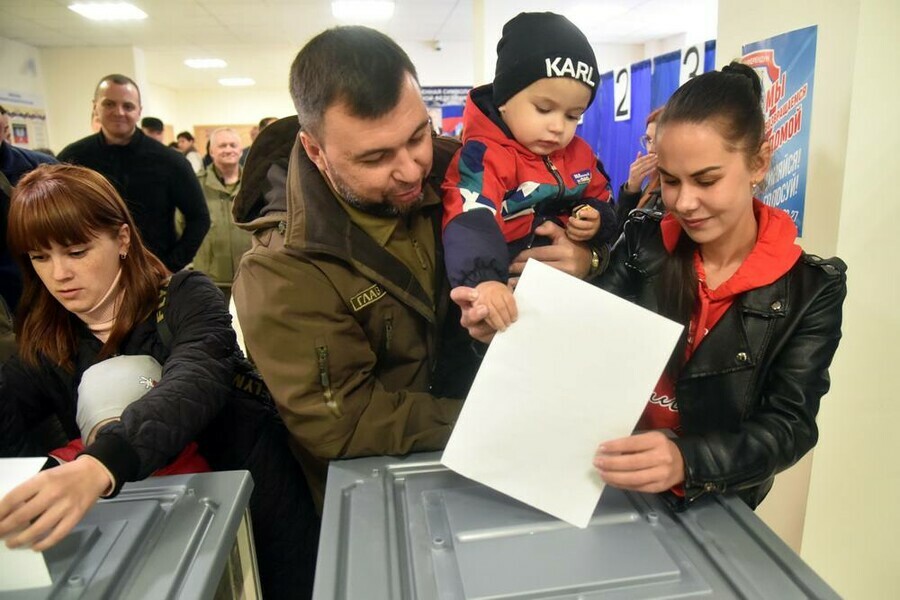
xmin=384 ymin=315 xmax=394 ymax=352
xmin=315 ymin=344 xmax=341 ymax=417
xmin=542 ymin=156 xmax=566 ymax=207
xmin=410 ymin=236 xmax=429 ymax=270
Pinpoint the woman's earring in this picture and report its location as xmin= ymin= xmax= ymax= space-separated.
xmin=120 ymin=252 xmax=127 ymax=260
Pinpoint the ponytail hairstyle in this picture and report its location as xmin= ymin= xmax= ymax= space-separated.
xmin=637 ymin=106 xmax=664 ymax=209
xmin=7 ymin=164 xmax=169 ymax=370
xmin=655 ymin=61 xmax=765 ymax=377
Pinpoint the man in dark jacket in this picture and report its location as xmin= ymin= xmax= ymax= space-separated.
xmin=0 ymin=107 xmax=57 ymax=312
xmin=232 ymin=26 xmax=599 ymax=507
xmin=58 ymin=74 xmax=209 ymax=272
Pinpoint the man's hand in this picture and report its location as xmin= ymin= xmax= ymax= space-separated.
xmin=450 ymin=286 xmax=495 ymax=343
xmin=0 ymin=456 xmax=111 ymax=551
xmin=567 ymin=205 xmax=601 ymax=241
xmin=593 ymin=431 xmax=685 ymax=493
xmin=510 ymin=221 xmax=592 ymax=285
xmin=625 ymin=151 xmax=658 ymax=193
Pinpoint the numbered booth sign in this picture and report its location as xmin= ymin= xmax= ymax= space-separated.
xmin=613 ymin=66 xmax=631 ymax=122
xmin=679 ymin=44 xmax=705 ymax=85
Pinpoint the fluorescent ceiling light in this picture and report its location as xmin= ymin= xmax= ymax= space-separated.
xmin=218 ymin=77 xmax=255 ymax=87
xmin=331 ymin=1 xmax=395 ymax=22
xmin=68 ymin=2 xmax=148 ymax=21
xmin=185 ymin=58 xmax=227 ymax=69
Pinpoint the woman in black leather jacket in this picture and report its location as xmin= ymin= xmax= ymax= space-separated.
xmin=592 ymin=63 xmax=846 ymax=509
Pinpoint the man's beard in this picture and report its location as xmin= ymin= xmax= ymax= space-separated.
xmin=328 ymin=166 xmax=423 ymax=218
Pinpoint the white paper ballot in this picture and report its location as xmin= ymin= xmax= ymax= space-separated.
xmin=0 ymin=457 xmax=53 ymax=592
xmin=441 ymin=259 xmax=683 ymax=528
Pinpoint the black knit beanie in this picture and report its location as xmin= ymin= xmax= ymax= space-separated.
xmin=492 ymin=12 xmax=599 ymax=108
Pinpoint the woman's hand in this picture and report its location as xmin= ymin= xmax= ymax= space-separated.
xmin=625 ymin=151 xmax=658 ymax=193
xmin=593 ymin=431 xmax=685 ymax=493
xmin=0 ymin=455 xmax=112 ymax=551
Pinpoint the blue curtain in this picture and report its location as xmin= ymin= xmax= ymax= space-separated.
xmin=579 ymin=42 xmax=716 ymax=198
xmin=651 ymin=50 xmax=680 ymax=111
xmin=705 ymin=40 xmax=717 ymax=72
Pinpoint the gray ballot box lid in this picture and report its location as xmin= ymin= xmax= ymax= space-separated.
xmin=314 ymin=453 xmax=839 ymax=600
xmin=2 ymin=470 xmax=253 ymax=600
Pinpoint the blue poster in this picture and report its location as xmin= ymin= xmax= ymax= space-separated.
xmin=742 ymin=25 xmax=817 ymax=235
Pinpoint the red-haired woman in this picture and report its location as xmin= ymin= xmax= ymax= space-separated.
xmin=0 ymin=164 xmax=316 ymax=597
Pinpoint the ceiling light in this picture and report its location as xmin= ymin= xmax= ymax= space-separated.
xmin=218 ymin=77 xmax=255 ymax=87
xmin=68 ymin=2 xmax=148 ymax=21
xmin=185 ymin=58 xmax=227 ymax=69
xmin=331 ymin=1 xmax=395 ymax=22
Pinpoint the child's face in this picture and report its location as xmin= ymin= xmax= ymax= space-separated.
xmin=499 ymin=78 xmax=591 ymax=156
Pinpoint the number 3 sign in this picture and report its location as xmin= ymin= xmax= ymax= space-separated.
xmin=680 ymin=44 xmax=704 ymax=86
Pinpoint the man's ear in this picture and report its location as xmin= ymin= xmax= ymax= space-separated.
xmin=300 ymin=131 xmax=327 ymax=172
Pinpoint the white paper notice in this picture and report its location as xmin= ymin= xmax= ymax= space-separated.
xmin=0 ymin=457 xmax=53 ymax=592
xmin=441 ymin=259 xmax=683 ymax=528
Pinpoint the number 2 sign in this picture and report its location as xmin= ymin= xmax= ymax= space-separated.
xmin=613 ymin=66 xmax=631 ymax=122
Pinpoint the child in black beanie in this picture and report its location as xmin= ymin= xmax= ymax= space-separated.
xmin=442 ymin=12 xmax=616 ymax=331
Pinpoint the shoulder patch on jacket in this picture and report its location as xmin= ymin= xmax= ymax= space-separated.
xmin=801 ymin=254 xmax=847 ymax=277
xmin=350 ymin=284 xmax=386 ymax=311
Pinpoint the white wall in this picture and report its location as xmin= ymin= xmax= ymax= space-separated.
xmin=0 ymin=37 xmax=46 ymax=98
xmin=719 ymin=0 xmax=898 ymax=596
xmin=802 ymin=0 xmax=900 ymax=595
xmin=173 ymin=88 xmax=295 ymax=136
xmin=40 ymin=46 xmax=139 ymax=152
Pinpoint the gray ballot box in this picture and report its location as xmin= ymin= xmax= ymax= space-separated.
xmin=314 ymin=453 xmax=839 ymax=600
xmin=3 ymin=471 xmax=261 ymax=600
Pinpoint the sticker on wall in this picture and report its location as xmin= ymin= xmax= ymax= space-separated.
xmin=742 ymin=25 xmax=818 ymax=236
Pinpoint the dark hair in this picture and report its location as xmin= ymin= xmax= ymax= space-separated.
xmin=94 ymin=73 xmax=141 ymax=103
xmin=258 ymin=116 xmax=277 ymax=130
xmin=288 ymin=26 xmax=418 ymax=137
xmin=655 ymin=62 xmax=765 ymax=377
xmin=176 ymin=130 xmax=194 ymax=142
xmin=0 ymin=105 xmax=7 ymax=115
xmin=7 ymin=164 xmax=168 ymax=369
xmin=140 ymin=117 xmax=163 ymax=133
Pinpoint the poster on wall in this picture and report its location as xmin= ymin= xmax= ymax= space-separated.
xmin=0 ymin=90 xmax=50 ymax=151
xmin=421 ymin=86 xmax=470 ymax=137
xmin=742 ymin=25 xmax=817 ymax=235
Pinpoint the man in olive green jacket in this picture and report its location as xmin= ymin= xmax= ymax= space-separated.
xmin=194 ymin=128 xmax=251 ymax=301
xmin=232 ymin=27 xmax=595 ymax=507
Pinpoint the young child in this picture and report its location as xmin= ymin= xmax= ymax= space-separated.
xmin=442 ymin=11 xmax=616 ymax=331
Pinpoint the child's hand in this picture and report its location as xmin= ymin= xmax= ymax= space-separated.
xmin=567 ymin=205 xmax=601 ymax=241
xmin=475 ymin=280 xmax=517 ymax=332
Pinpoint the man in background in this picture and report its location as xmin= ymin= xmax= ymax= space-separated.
xmin=140 ymin=116 xmax=165 ymax=143
xmin=0 ymin=106 xmax=56 ymax=312
xmin=239 ymin=115 xmax=277 ymax=166
xmin=192 ymin=128 xmax=251 ymax=301
xmin=58 ymin=74 xmax=209 ymax=273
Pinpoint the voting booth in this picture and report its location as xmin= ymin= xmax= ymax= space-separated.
xmin=314 ymin=453 xmax=838 ymax=599
xmin=2 ymin=471 xmax=260 ymax=600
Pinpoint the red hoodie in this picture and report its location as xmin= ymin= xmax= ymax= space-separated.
xmin=637 ymin=200 xmax=802 ymax=435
